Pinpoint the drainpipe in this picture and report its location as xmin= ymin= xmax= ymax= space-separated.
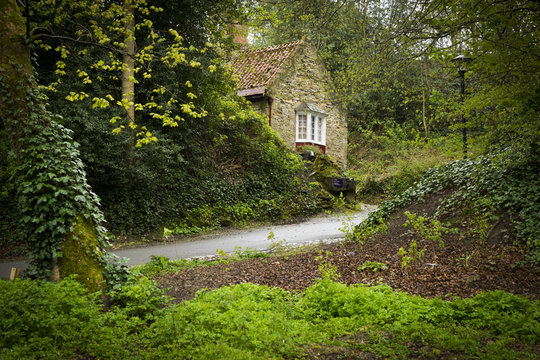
xmin=268 ymin=97 xmax=273 ymax=127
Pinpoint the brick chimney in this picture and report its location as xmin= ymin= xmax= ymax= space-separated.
xmin=227 ymin=23 xmax=248 ymax=47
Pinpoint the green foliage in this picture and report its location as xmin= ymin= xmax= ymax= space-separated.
xmin=108 ymin=271 xmax=171 ymax=322
xmin=84 ymin=84 xmax=319 ymax=234
xmin=163 ymin=224 xmax=209 ymax=237
xmin=398 ymin=239 xmax=425 ymax=269
xmin=31 ymin=0 xmax=219 ymax=142
xmin=178 ymin=198 xmax=290 ymax=231
xmin=216 ymin=248 xmax=231 ymax=267
xmin=403 ymin=211 xmax=457 ymax=248
xmin=254 ymin=0 xmax=539 ymax=181
xmin=457 ymin=251 xmax=476 ymax=269
xmin=216 ymin=246 xmax=270 ymax=270
xmin=398 ymin=211 xmax=456 ymax=268
xmin=359 ymin=261 xmax=388 ymax=273
xmin=337 ymin=211 xmax=360 ymax=241
xmin=145 ymin=283 xmax=312 ymax=359
xmin=298 ymin=279 xmax=539 ymax=357
xmin=0 ymin=278 xmax=131 ymax=359
xmin=21 ymin=0 xmax=321 ymax=239
xmin=267 ymin=232 xmax=296 ymax=256
xmin=0 ymin=129 xmax=19 ymax=248
xmin=135 ymin=255 xmax=218 ymax=277
xmin=0 ymin=68 xmax=119 ymax=281
xmin=355 ymin=148 xmax=540 ymax=263
xmin=315 ymin=251 xmax=340 ymax=281
xmin=232 ymin=246 xmax=270 ymax=260
xmin=1 ymin=278 xmax=538 ymax=359
xmin=351 ymin=214 xmax=388 ymax=245
xmin=402 ymin=0 xmax=540 ymax=150
xmin=131 ymin=249 xmax=270 ymax=278
xmin=457 ymin=198 xmax=500 ymax=243
xmin=102 ymin=252 xmax=130 ymax=288
xmin=297 ymin=144 xmax=324 ymax=156
xmin=348 ymin=128 xmax=458 ymax=200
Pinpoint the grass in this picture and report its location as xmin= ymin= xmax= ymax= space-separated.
xmin=134 ymin=246 xmax=274 ymax=277
xmin=347 ymin=130 xmax=463 ymax=201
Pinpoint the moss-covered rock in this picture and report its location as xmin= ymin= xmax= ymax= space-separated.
xmin=311 ymin=154 xmax=356 ymax=203
xmin=308 ymin=181 xmax=334 ymax=208
xmin=312 ymin=154 xmax=342 ymax=179
xmin=58 ymin=216 xmax=105 ymax=293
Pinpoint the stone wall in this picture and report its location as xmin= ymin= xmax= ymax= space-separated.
xmin=253 ymin=42 xmax=348 ymax=168
xmin=250 ymin=99 xmax=269 ymax=123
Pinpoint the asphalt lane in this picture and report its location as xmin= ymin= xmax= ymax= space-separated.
xmin=0 ymin=205 xmax=377 ymax=278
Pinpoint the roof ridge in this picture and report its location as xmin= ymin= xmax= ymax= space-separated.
xmin=240 ymin=39 xmax=302 ymax=54
xmin=261 ymin=40 xmax=302 ymax=89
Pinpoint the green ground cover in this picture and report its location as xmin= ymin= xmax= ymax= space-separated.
xmin=1 ymin=276 xmax=538 ymax=359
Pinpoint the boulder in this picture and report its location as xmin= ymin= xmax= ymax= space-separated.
xmin=311 ymin=154 xmax=356 ymax=203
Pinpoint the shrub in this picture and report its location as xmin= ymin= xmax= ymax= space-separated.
xmin=0 ymin=278 xmax=130 ymax=359
xmin=1 ymin=278 xmax=538 ymax=359
xmin=348 ymin=129 xmax=454 ymax=199
xmin=145 ymin=283 xmax=313 ymax=359
xmin=108 ymin=271 xmax=171 ymax=322
xmin=298 ymin=279 xmax=539 ymax=357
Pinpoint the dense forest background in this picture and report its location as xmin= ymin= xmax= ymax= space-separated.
xmin=0 ymin=0 xmax=323 ymax=251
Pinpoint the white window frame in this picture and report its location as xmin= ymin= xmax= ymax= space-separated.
xmin=296 ymin=111 xmax=326 ymax=146
xmin=297 ymin=113 xmax=308 ymax=140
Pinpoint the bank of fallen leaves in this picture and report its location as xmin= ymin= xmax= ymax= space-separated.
xmin=156 ymin=210 xmax=539 ymax=303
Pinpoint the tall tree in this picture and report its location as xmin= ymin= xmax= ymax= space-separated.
xmin=26 ymin=0 xmax=249 ymax=233
xmin=252 ymin=0 xmax=539 ymax=150
xmin=393 ymin=0 xmax=540 ymax=150
xmin=1 ymin=0 xmax=319 ymax=240
xmin=122 ymin=0 xmax=136 ymax=128
xmin=0 ymin=0 xmax=111 ymax=290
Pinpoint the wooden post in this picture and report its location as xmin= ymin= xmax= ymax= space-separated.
xmin=10 ymin=267 xmax=19 ymax=281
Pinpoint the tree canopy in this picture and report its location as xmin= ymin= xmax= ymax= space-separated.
xmin=250 ymin=0 xmax=539 ymax=150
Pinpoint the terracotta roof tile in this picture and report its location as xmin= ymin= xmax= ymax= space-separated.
xmin=231 ymin=40 xmax=302 ymax=94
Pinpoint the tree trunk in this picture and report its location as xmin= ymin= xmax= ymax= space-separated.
xmin=122 ymin=0 xmax=137 ymax=179
xmin=122 ymin=0 xmax=135 ymax=125
xmin=0 ymin=0 xmax=106 ymax=292
xmin=422 ymin=89 xmax=428 ymax=138
xmin=420 ymin=58 xmax=429 ymax=139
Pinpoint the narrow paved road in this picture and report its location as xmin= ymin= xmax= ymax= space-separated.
xmin=0 ymin=205 xmax=376 ymax=279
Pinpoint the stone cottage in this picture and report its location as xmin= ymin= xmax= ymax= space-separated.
xmin=231 ymin=39 xmax=348 ymax=168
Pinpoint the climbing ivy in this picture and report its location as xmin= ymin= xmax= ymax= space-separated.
xmin=354 ymin=146 xmax=540 ymax=263
xmin=0 ymin=67 xmax=125 ymax=282
xmin=0 ymin=129 xmax=19 ymax=246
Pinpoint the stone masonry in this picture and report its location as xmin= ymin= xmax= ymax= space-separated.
xmin=232 ymin=40 xmax=348 ymax=168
